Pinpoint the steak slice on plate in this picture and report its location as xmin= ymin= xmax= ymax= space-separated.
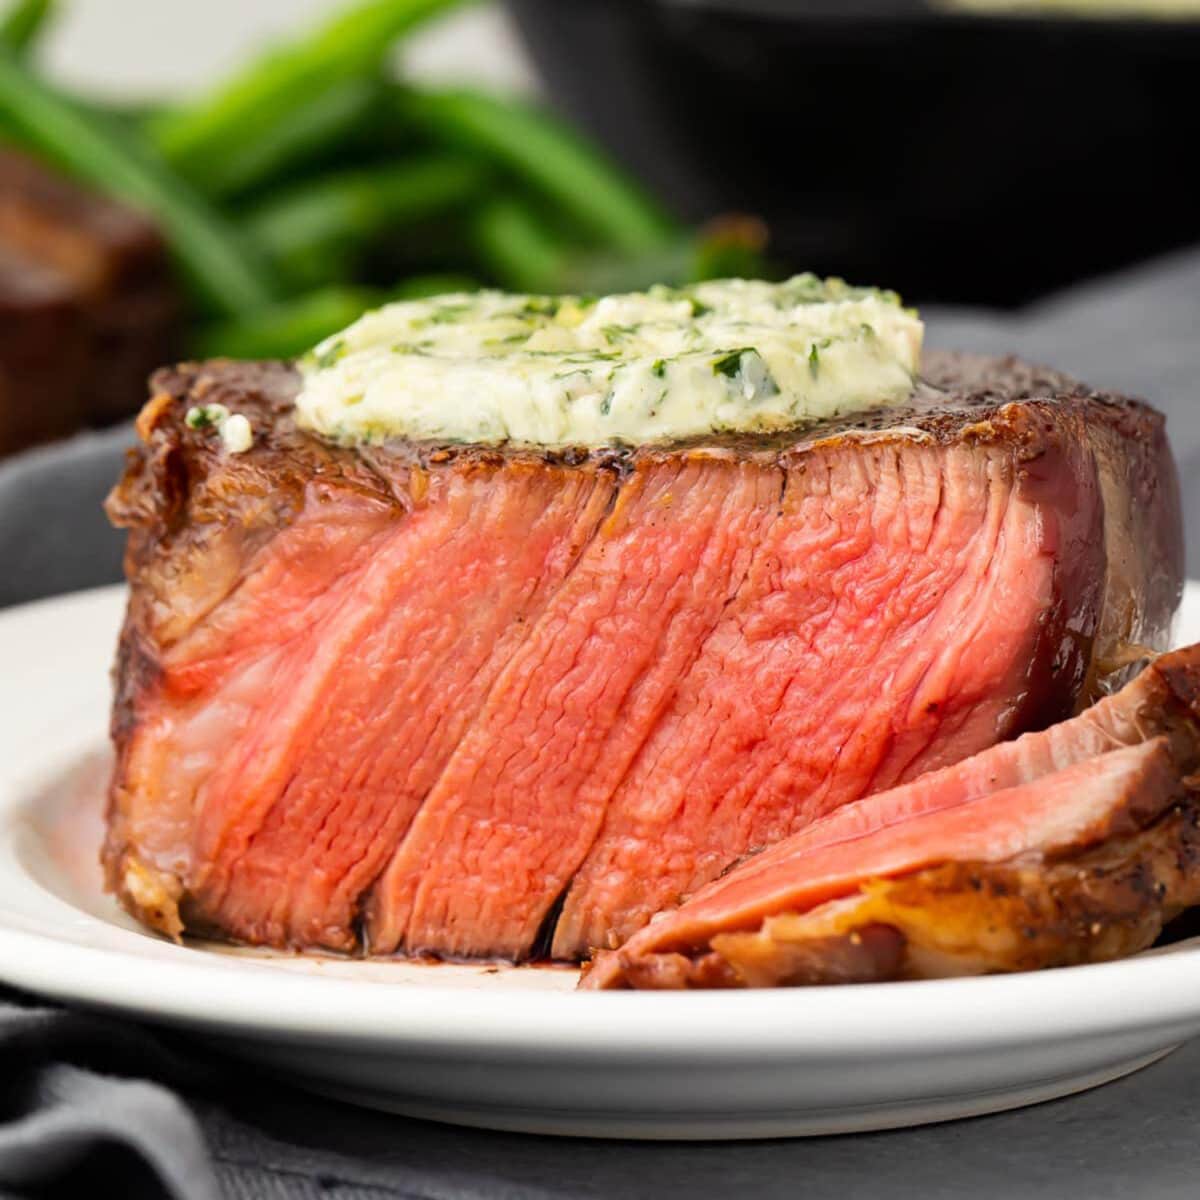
xmin=104 ymin=351 xmax=1182 ymax=959
xmin=583 ymin=646 xmax=1200 ymax=989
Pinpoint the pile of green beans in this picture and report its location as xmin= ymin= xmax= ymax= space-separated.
xmin=0 ymin=0 xmax=53 ymax=53
xmin=0 ymin=0 xmax=767 ymax=359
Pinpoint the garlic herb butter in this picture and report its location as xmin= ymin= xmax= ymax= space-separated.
xmin=185 ymin=403 xmax=254 ymax=454
xmin=295 ymin=277 xmax=923 ymax=449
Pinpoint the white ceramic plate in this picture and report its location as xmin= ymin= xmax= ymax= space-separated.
xmin=3 ymin=584 xmax=1200 ymax=1140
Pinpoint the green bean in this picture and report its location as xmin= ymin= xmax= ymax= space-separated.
xmin=191 ymin=286 xmax=381 ymax=361
xmin=0 ymin=47 xmax=278 ymax=316
xmin=390 ymin=272 xmax=478 ymax=299
xmin=193 ymin=274 xmax=479 ymax=361
xmin=397 ymin=87 xmax=677 ymax=254
xmin=690 ymin=215 xmax=771 ymax=282
xmin=243 ymin=155 xmax=486 ymax=290
xmin=471 ymin=193 xmax=768 ymax=296
xmin=470 ymin=195 xmax=570 ymax=293
xmin=152 ymin=0 xmax=473 ymax=185
xmin=102 ymin=99 xmax=175 ymax=128
xmin=0 ymin=0 xmax=56 ymax=54
xmin=559 ymin=216 xmax=770 ymax=294
xmin=201 ymin=77 xmax=385 ymax=201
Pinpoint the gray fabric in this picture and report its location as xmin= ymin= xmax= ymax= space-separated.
xmin=7 ymin=979 xmax=1200 ymax=1200
xmin=0 ymin=991 xmax=219 ymax=1199
xmin=2 ymin=249 xmax=1200 ymax=1197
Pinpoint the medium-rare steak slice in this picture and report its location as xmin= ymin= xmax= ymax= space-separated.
xmin=583 ymin=645 xmax=1200 ymax=988
xmin=105 ymin=351 xmax=1182 ymax=958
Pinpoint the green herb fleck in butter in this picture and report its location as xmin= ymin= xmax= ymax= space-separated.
xmin=184 ymin=403 xmax=229 ymax=431
xmin=296 ymin=276 xmax=923 ymax=448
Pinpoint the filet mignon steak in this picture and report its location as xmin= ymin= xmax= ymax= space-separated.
xmin=104 ymin=351 xmax=1182 ymax=959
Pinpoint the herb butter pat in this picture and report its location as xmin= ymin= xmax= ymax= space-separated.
xmin=185 ymin=403 xmax=254 ymax=454
xmin=296 ymin=276 xmax=923 ymax=448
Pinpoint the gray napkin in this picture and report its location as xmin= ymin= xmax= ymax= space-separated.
xmin=0 ymin=992 xmax=218 ymax=1199
xmin=2 ymin=250 xmax=1200 ymax=1199
xmin=6 ymin=978 xmax=1200 ymax=1200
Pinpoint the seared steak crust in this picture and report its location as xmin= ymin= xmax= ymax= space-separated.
xmin=105 ymin=352 xmax=1183 ymax=957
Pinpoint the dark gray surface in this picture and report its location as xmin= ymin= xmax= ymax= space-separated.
xmin=2 ymin=251 xmax=1199 ymax=1198
xmin=926 ymin=244 xmax=1200 ymax=575
xmin=0 ymin=424 xmax=131 ymax=610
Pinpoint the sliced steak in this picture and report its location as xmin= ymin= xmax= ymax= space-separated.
xmin=105 ymin=352 xmax=1183 ymax=958
xmin=583 ymin=645 xmax=1200 ymax=989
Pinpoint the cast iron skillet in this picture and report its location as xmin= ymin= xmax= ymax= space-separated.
xmin=505 ymin=0 xmax=1200 ymax=304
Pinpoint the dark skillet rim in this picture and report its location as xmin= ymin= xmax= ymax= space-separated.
xmin=637 ymin=0 xmax=1200 ymax=33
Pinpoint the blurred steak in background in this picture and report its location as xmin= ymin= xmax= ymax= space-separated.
xmin=0 ymin=148 xmax=178 ymax=455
